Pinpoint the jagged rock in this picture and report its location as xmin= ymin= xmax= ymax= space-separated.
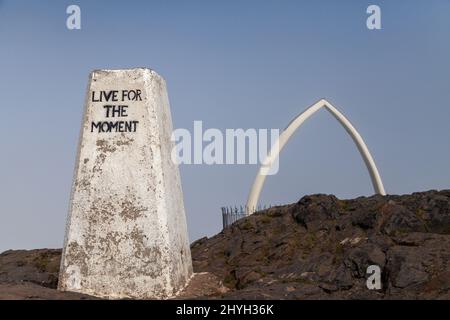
xmin=0 ymin=249 xmax=61 ymax=288
xmin=344 ymin=244 xmax=386 ymax=278
xmin=351 ymin=210 xmax=377 ymax=229
xmin=291 ymin=194 xmax=341 ymax=230
xmin=379 ymin=203 xmax=427 ymax=236
xmin=192 ymin=189 xmax=450 ymax=299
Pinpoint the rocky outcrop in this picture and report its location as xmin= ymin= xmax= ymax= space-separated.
xmin=0 ymin=249 xmax=60 ymax=288
xmin=0 ymin=249 xmax=95 ymax=299
xmin=192 ymin=190 xmax=450 ymax=299
xmin=0 ymin=190 xmax=449 ymax=299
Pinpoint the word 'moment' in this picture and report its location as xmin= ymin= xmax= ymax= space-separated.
xmin=90 ymin=90 xmax=142 ymax=133
xmin=91 ymin=119 xmax=139 ymax=133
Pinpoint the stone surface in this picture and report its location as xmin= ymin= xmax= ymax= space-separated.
xmin=0 ymin=249 xmax=61 ymax=288
xmin=58 ymin=68 xmax=192 ymax=299
xmin=191 ymin=189 xmax=450 ymax=299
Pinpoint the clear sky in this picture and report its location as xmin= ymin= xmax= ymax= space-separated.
xmin=1 ymin=0 xmax=449 ymax=252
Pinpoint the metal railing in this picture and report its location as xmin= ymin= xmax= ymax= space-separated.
xmin=221 ymin=205 xmax=273 ymax=229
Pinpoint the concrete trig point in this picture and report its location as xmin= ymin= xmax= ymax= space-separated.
xmin=58 ymin=68 xmax=193 ymax=299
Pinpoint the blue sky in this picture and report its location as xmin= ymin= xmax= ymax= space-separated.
xmin=0 ymin=0 xmax=449 ymax=252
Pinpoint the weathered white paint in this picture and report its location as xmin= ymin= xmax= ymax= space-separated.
xmin=58 ymin=68 xmax=193 ymax=299
xmin=246 ymin=98 xmax=386 ymax=213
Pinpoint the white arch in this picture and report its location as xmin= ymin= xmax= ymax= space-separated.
xmin=246 ymin=98 xmax=386 ymax=214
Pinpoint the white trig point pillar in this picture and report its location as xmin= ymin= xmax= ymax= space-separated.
xmin=58 ymin=68 xmax=193 ymax=299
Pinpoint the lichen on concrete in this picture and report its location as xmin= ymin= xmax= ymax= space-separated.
xmin=58 ymin=68 xmax=193 ymax=299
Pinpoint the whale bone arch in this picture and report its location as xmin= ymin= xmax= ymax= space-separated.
xmin=246 ymin=98 xmax=386 ymax=214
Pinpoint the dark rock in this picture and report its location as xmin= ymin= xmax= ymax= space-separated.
xmin=386 ymin=233 xmax=450 ymax=293
xmin=352 ymin=211 xmax=377 ymax=229
xmin=327 ymin=264 xmax=353 ymax=290
xmin=425 ymin=194 xmax=450 ymax=234
xmin=191 ymin=189 xmax=450 ymax=299
xmin=0 ymin=249 xmax=61 ymax=289
xmin=344 ymin=244 xmax=386 ymax=278
xmin=379 ymin=203 xmax=427 ymax=236
xmin=291 ymin=194 xmax=341 ymax=230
